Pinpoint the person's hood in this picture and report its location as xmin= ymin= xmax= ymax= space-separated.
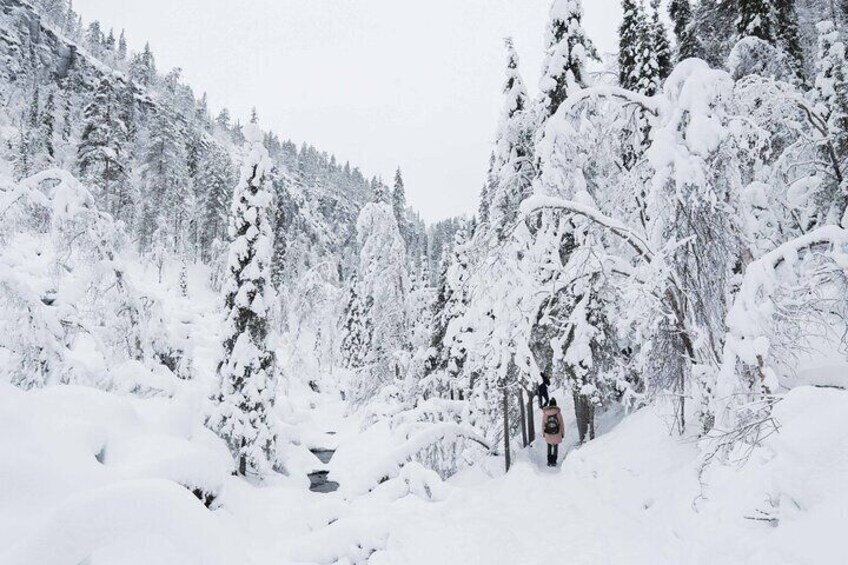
xmin=542 ymin=406 xmax=561 ymax=415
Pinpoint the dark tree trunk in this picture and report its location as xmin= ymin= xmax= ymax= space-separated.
xmin=518 ymin=390 xmax=528 ymax=447
xmin=588 ymin=402 xmax=596 ymax=441
xmin=573 ymin=392 xmax=596 ymax=444
xmin=573 ymin=391 xmax=585 ymax=443
xmin=238 ymin=438 xmax=247 ymax=475
xmin=503 ymin=387 xmax=511 ymax=472
xmin=526 ymin=389 xmax=536 ymax=444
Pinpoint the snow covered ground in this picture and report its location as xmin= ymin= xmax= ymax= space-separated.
xmin=0 ymin=193 xmax=842 ymax=563
xmin=2 ymin=369 xmax=845 ymax=564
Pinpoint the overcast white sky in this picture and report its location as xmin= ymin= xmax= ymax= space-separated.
xmin=73 ymin=0 xmax=622 ymax=222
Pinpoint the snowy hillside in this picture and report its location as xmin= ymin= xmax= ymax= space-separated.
xmin=2 ymin=0 xmax=848 ymax=563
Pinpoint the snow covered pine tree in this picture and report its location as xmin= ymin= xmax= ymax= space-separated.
xmin=208 ymin=125 xmax=280 ymax=479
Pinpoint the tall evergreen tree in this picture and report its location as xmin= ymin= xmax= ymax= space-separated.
xmin=117 ymin=29 xmax=128 ymax=61
xmin=85 ymin=21 xmax=104 ymax=55
xmin=649 ymin=0 xmax=673 ymax=85
xmin=372 ymin=176 xmax=389 ymax=203
xmin=139 ymin=102 xmax=189 ymax=250
xmin=105 ymin=29 xmax=116 ymax=52
xmin=196 ymin=143 xmax=236 ymax=257
xmin=14 ymin=86 xmax=41 ymax=178
xmin=340 ymin=274 xmax=371 ymax=370
xmin=539 ymin=0 xmax=595 ymax=121
xmin=618 ymin=0 xmax=645 ymax=91
xmin=40 ymin=89 xmax=56 ymax=162
xmin=442 ymin=228 xmax=471 ymax=397
xmin=60 ymin=82 xmax=73 ymax=143
xmin=491 ymin=38 xmax=534 ymax=239
xmin=77 ymin=78 xmax=129 ymax=217
xmin=774 ymin=0 xmax=805 ymax=82
xmin=688 ymin=0 xmax=737 ymax=67
xmin=28 ymin=83 xmax=39 ymax=133
xmin=736 ymin=0 xmax=773 ymax=42
xmin=392 ymin=167 xmax=409 ymax=247
xmin=208 ymin=126 xmax=279 ymax=478
xmin=13 ymin=131 xmax=32 ymax=181
xmin=619 ymin=2 xmax=668 ymax=169
xmin=668 ymin=0 xmax=698 ymax=60
xmin=216 ymin=108 xmax=231 ymax=130
xmin=129 ymin=42 xmax=156 ymax=86
xmin=478 ymin=152 xmax=497 ymax=228
xmin=425 ymin=248 xmax=456 ymax=397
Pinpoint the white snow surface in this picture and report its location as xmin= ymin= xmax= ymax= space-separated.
xmin=2 ymin=374 xmax=846 ymax=564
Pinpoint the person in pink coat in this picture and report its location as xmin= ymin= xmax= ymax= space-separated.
xmin=541 ymin=398 xmax=565 ymax=467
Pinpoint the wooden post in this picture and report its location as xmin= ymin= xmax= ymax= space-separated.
xmin=502 ymin=386 xmax=511 ymax=472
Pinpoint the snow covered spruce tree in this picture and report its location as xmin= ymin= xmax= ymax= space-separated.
xmin=488 ymin=38 xmax=535 ymax=240
xmin=207 ymin=125 xmax=279 ymax=478
xmin=392 ymin=168 xmax=411 ymax=252
xmin=539 ymin=0 xmax=595 ymax=124
xmin=424 ymin=248 xmax=454 ymax=397
xmin=618 ymin=0 xmax=646 ymax=91
xmin=736 ymin=0 xmax=773 ymax=42
xmin=648 ymin=1 xmax=673 ymax=87
xmin=424 ymin=228 xmax=471 ymax=400
xmin=668 ymin=0 xmax=698 ymax=61
xmin=339 ymin=273 xmax=371 ymax=371
xmin=619 ymin=0 xmax=671 ymax=169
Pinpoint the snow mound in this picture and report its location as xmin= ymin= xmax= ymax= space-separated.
xmin=2 ymin=479 xmax=243 ymax=565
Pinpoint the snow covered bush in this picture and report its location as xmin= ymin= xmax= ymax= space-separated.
xmin=0 ymin=169 xmax=177 ymax=390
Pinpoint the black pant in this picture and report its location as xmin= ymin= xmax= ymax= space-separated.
xmin=538 ymin=383 xmax=550 ymax=409
xmin=546 ymin=443 xmax=558 ymax=466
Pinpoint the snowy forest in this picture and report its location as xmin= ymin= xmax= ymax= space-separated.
xmin=1 ymin=0 xmax=847 ymax=563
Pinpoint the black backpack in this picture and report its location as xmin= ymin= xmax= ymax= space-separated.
xmin=544 ymin=413 xmax=560 ymax=435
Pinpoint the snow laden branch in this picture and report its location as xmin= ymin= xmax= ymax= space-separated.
xmin=1 ymin=168 xmax=96 ymax=221
xmin=553 ymin=85 xmax=660 ymax=118
xmin=714 ymin=225 xmax=848 ymax=432
xmin=341 ymin=421 xmax=491 ymax=497
xmin=519 ymin=194 xmax=654 ymax=261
